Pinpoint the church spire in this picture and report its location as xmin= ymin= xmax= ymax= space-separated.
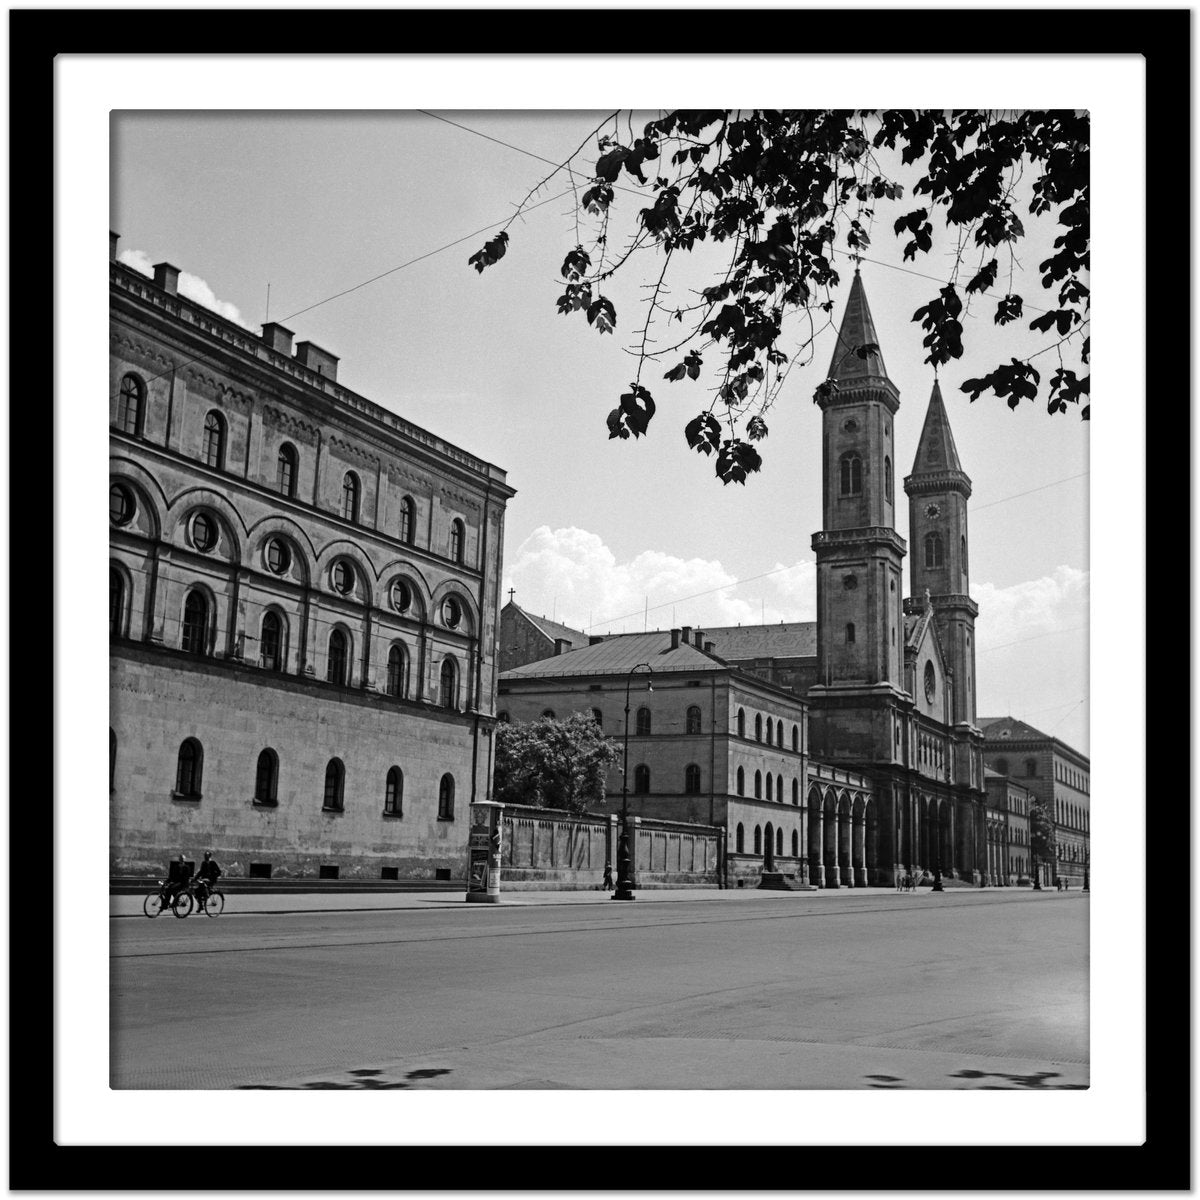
xmin=826 ymin=267 xmax=890 ymax=385
xmin=910 ymin=378 xmax=964 ymax=476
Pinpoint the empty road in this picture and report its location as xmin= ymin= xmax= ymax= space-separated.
xmin=111 ymin=888 xmax=1088 ymax=1090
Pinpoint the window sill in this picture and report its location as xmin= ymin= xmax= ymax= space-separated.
xmin=171 ymin=791 xmax=202 ymax=801
xmin=382 ymin=810 xmax=404 ymax=819
xmin=436 ymin=815 xmax=455 ymax=822
xmin=252 ymin=799 xmax=278 ymax=808
xmin=321 ymin=806 xmax=345 ymax=814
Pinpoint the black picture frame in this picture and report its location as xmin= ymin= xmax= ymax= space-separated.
xmin=14 ymin=6 xmax=1185 ymax=1190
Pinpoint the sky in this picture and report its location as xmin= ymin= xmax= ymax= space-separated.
xmin=111 ymin=110 xmax=1089 ymax=752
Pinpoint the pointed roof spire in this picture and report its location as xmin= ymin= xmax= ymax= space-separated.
xmin=911 ymin=377 xmax=964 ymax=475
xmin=826 ymin=269 xmax=889 ymax=384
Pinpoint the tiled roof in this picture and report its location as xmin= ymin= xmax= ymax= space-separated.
xmin=701 ymin=622 xmax=816 ymax=660
xmin=523 ymin=610 xmax=588 ymax=648
xmin=977 ymin=715 xmax=1053 ymax=742
xmin=501 ymin=630 xmax=726 ymax=680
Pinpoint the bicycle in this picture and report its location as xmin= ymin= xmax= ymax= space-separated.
xmin=143 ymin=880 xmax=193 ymax=918
xmin=190 ymin=877 xmax=225 ymax=917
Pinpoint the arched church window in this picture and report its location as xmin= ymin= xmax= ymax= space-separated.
xmin=839 ymin=452 xmax=862 ymax=497
xmin=884 ymin=456 xmax=893 ymax=504
xmin=846 ymin=623 xmax=855 ymax=644
xmin=924 ymin=531 xmax=944 ymax=569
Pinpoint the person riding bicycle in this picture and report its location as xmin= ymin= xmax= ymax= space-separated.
xmin=163 ymin=852 xmax=192 ymax=908
xmin=193 ymin=851 xmax=222 ymax=904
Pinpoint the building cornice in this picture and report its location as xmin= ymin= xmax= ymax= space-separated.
xmin=903 ymin=468 xmax=973 ymax=499
xmin=811 ymin=526 xmax=907 ymax=555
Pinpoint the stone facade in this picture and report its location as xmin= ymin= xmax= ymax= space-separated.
xmin=980 ymin=716 xmax=1090 ymax=887
xmin=110 ymin=240 xmax=514 ymax=879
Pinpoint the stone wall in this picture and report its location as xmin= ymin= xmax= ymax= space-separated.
xmin=500 ymin=805 xmax=721 ymax=890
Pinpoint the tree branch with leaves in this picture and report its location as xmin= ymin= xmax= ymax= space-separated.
xmin=470 ymin=109 xmax=1089 ymax=484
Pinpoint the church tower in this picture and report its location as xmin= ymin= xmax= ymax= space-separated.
xmin=811 ymin=268 xmax=907 ymax=693
xmin=904 ymin=379 xmax=979 ymax=726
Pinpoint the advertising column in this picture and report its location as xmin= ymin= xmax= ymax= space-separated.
xmin=466 ymin=800 xmax=504 ymax=903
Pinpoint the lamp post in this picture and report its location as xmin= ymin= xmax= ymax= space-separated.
xmin=931 ymin=801 xmax=944 ymax=892
xmin=613 ymin=662 xmax=653 ymax=901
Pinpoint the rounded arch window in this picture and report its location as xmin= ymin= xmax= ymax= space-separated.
xmin=765 ymin=718 xmax=774 ymax=745
xmin=327 ymin=629 xmax=349 ymax=686
xmin=792 ymin=779 xmax=800 ymax=805
xmin=684 ymin=763 xmax=701 ymax=795
xmin=633 ymin=764 xmax=650 ymax=795
xmin=765 ymin=774 xmax=774 ymax=802
xmin=265 ymin=537 xmax=291 ymax=575
xmin=331 ymin=561 xmax=355 ymax=595
xmin=276 ymin=443 xmax=298 ymax=497
xmin=181 ymin=589 xmax=210 ymax=656
xmin=736 ymin=766 xmax=745 ymax=796
xmin=449 ymin=519 xmax=465 ymax=563
xmin=736 ymin=708 xmax=746 ymax=738
xmin=440 ymin=657 xmax=458 ymax=709
xmin=342 ymin=472 xmax=360 ymax=523
xmin=323 ymin=758 xmax=345 ymax=811
xmin=117 ymin=373 xmax=145 ymax=434
xmin=438 ymin=773 xmax=455 ymax=820
xmin=839 ymin=451 xmax=863 ymax=496
xmin=636 ymin=707 xmax=651 ymax=736
xmin=191 ymin=511 xmax=218 ymax=553
xmin=385 ymin=766 xmax=404 ymax=816
xmin=792 ymin=724 xmax=800 ymax=752
xmin=110 ymin=483 xmax=135 ymax=526
xmin=541 ymin=709 xmax=556 ymax=719
xmin=754 ymin=770 xmax=762 ymax=799
xmin=591 ymin=708 xmax=603 ymax=728
xmin=924 ymin=531 xmax=944 ymax=569
xmin=442 ymin=595 xmax=463 ymax=629
xmin=110 ymin=566 xmax=126 ymax=636
xmin=254 ymin=748 xmax=278 ymax=805
xmin=391 ymin=579 xmax=412 ymax=613
xmin=260 ymin=610 xmax=284 ymax=671
xmin=386 ymin=643 xmax=408 ymax=698
xmin=754 ymin=826 xmax=762 ymax=855
xmin=923 ymin=661 xmax=936 ymax=702
xmin=399 ymin=496 xmax=416 ymax=545
xmin=203 ymin=410 xmax=226 ymax=469
xmin=176 ymin=738 xmax=203 ymax=797
xmin=686 ymin=705 xmax=702 ymax=735
xmin=792 ymin=829 xmax=800 ymax=857
xmin=754 ymin=714 xmax=763 ymax=742
xmin=736 ymin=823 xmax=745 ymax=853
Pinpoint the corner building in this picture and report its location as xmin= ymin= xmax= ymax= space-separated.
xmin=109 ymin=237 xmax=514 ymax=879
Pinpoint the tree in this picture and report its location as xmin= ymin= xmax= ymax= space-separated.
xmin=493 ymin=712 xmax=621 ymax=813
xmin=470 ymin=110 xmax=1089 ymax=484
xmin=1028 ymin=798 xmax=1054 ymax=887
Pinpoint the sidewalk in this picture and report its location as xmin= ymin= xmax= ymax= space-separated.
xmin=107 ymin=884 xmax=1042 ymax=919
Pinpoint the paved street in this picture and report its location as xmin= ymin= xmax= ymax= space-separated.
xmin=111 ymin=888 xmax=1088 ymax=1090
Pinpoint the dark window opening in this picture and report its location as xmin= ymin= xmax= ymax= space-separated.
xmin=438 ymin=773 xmax=455 ymax=820
xmin=254 ymin=748 xmax=278 ymax=804
xmin=276 ymin=444 xmax=297 ymax=497
xmin=323 ymin=758 xmax=345 ymax=811
xmin=319 ymin=864 xmax=340 ymax=880
xmin=249 ymin=862 xmax=272 ymax=879
xmin=203 ymin=410 xmax=226 ymax=469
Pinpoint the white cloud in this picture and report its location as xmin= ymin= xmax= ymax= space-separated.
xmin=974 ymin=566 xmax=1089 ymax=650
xmin=118 ymin=249 xmax=250 ymax=329
xmin=505 ymin=526 xmax=815 ymax=633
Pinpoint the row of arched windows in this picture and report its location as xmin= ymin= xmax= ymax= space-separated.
xmin=614 ymin=706 xmax=705 ymax=736
xmin=735 ymin=709 xmax=801 ymax=752
xmin=1055 ymin=761 xmax=1089 ymax=792
xmin=1055 ymin=799 xmax=1089 ymax=831
xmin=128 ymin=582 xmax=460 ymax=707
xmin=735 ymin=767 xmax=801 ymax=805
xmin=154 ymin=735 xmax=455 ymax=818
xmin=115 ymin=374 xmax=468 ymax=560
xmin=734 ymin=823 xmax=802 ymax=858
xmin=993 ymin=757 xmax=1039 ymax=779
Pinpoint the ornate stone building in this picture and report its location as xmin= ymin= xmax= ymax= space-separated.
xmin=980 ymin=716 xmax=1090 ymax=887
xmin=499 ymin=270 xmax=989 ymax=887
xmin=109 ymin=236 xmax=514 ymax=879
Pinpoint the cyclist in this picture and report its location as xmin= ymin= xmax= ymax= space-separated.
xmin=162 ymin=852 xmax=191 ymax=909
xmin=193 ymin=850 xmax=222 ymax=905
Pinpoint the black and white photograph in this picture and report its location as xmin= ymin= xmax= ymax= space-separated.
xmin=107 ymin=102 xmax=1093 ymax=1095
xmin=26 ymin=19 xmax=1174 ymax=1175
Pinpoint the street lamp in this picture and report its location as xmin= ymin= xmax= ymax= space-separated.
xmin=613 ymin=662 xmax=653 ymax=902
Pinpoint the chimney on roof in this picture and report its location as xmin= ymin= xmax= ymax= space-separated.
xmin=554 ymin=638 xmax=571 ymax=656
xmin=681 ymin=625 xmax=693 ymax=645
xmin=693 ymin=629 xmax=705 ymax=648
xmin=670 ymin=628 xmax=681 ymax=650
xmin=261 ymin=322 xmax=295 ymax=356
xmin=589 ymin=635 xmax=604 ymax=646
xmin=110 ymin=231 xmax=119 ymax=261
xmin=295 ymin=341 xmax=339 ymax=382
xmin=704 ymin=641 xmax=715 ymax=654
xmin=152 ymin=262 xmax=181 ymax=296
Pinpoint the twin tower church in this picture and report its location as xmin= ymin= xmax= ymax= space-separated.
xmin=500 ymin=269 xmax=988 ymax=887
